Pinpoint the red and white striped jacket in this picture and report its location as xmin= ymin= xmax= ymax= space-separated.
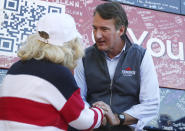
xmin=0 ymin=59 xmax=103 ymax=131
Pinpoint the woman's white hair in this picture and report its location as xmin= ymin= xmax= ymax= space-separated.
xmin=18 ymin=33 xmax=84 ymax=70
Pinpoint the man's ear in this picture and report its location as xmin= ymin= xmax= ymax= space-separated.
xmin=117 ymin=26 xmax=125 ymax=36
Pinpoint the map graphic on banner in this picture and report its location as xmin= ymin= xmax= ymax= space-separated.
xmin=0 ymin=0 xmax=65 ymax=57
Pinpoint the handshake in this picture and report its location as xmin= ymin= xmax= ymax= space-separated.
xmin=93 ymin=101 xmax=121 ymax=126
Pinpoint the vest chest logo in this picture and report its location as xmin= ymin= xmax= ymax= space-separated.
xmin=122 ymin=67 xmax=136 ymax=76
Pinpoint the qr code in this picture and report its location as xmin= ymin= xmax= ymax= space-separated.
xmin=0 ymin=0 xmax=65 ymax=56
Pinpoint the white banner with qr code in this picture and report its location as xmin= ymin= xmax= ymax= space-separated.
xmin=0 ymin=0 xmax=65 ymax=56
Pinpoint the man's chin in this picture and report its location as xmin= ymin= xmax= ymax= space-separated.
xmin=97 ymin=46 xmax=106 ymax=51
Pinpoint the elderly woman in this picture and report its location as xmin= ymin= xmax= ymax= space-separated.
xmin=0 ymin=13 xmax=105 ymax=131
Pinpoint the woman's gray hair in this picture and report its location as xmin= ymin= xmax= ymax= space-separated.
xmin=18 ymin=33 xmax=84 ymax=70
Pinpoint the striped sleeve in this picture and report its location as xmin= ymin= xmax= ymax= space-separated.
xmin=60 ymin=89 xmax=103 ymax=130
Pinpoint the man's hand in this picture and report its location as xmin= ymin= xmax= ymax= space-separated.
xmin=102 ymin=117 xmax=107 ymax=126
xmin=93 ymin=101 xmax=120 ymax=126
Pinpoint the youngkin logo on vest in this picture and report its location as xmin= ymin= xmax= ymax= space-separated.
xmin=122 ymin=67 xmax=136 ymax=76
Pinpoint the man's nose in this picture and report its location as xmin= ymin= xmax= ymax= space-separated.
xmin=95 ymin=30 xmax=102 ymax=39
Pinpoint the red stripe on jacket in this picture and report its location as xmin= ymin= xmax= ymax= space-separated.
xmin=0 ymin=97 xmax=67 ymax=130
xmin=60 ymin=89 xmax=85 ymax=123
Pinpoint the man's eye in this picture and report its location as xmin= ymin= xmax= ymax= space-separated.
xmin=93 ymin=28 xmax=97 ymax=31
xmin=102 ymin=28 xmax=108 ymax=31
xmin=92 ymin=26 xmax=97 ymax=30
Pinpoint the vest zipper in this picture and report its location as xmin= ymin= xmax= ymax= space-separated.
xmin=110 ymin=80 xmax=113 ymax=106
